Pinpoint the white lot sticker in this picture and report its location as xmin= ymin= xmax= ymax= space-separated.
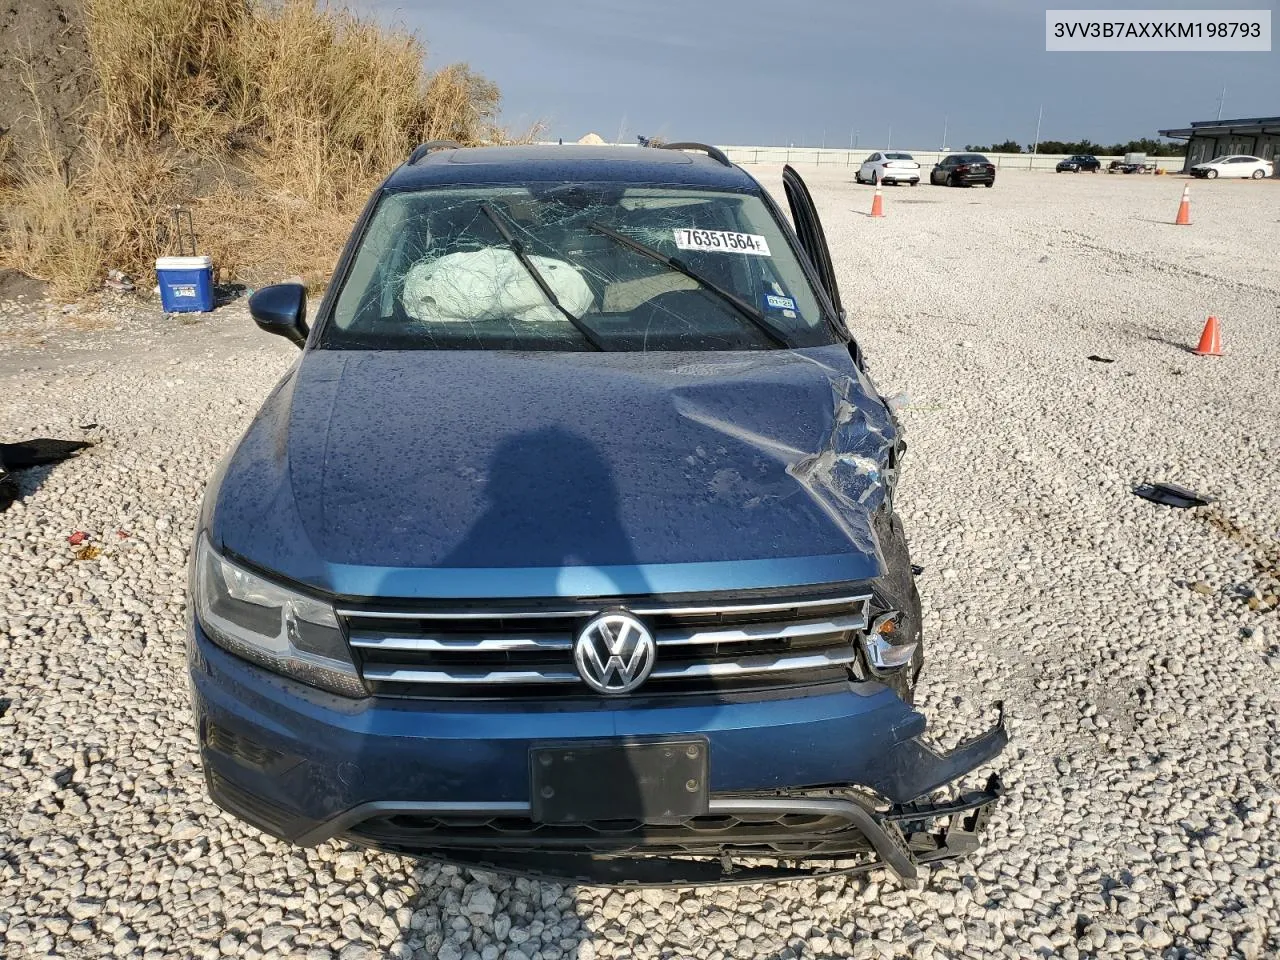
xmin=673 ymin=229 xmax=771 ymax=256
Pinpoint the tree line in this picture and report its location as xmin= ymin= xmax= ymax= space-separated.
xmin=963 ymin=138 xmax=1185 ymax=156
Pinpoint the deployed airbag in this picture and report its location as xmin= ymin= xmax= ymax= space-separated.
xmin=401 ymin=248 xmax=594 ymax=324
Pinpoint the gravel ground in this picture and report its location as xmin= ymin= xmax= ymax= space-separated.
xmin=2 ymin=169 xmax=1279 ymax=960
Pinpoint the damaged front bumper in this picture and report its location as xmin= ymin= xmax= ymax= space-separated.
xmin=195 ymin=621 xmax=1008 ymax=885
xmin=382 ymin=770 xmax=1006 ymax=887
xmin=320 ymin=707 xmax=1007 ymax=887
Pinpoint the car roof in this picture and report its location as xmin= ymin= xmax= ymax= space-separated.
xmin=384 ymin=144 xmax=761 ymax=192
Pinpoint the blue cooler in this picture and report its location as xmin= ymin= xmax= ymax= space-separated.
xmin=155 ymin=255 xmax=214 ymax=313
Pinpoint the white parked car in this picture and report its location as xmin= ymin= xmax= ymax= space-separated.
xmin=1189 ymin=155 xmax=1274 ymax=179
xmin=855 ymin=152 xmax=921 ymax=186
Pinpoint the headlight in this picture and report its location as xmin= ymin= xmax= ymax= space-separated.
xmin=193 ymin=535 xmax=366 ymax=697
xmin=860 ymin=610 xmax=918 ymax=672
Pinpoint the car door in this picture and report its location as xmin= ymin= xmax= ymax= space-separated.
xmin=861 ymin=152 xmax=881 ymax=181
xmin=781 ymin=165 xmax=844 ymax=323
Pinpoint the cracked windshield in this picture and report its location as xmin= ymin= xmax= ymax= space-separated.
xmin=328 ymin=184 xmax=835 ymax=350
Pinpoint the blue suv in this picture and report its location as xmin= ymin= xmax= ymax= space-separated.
xmin=188 ymin=142 xmax=1006 ymax=885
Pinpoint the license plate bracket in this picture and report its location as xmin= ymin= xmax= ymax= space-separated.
xmin=530 ymin=738 xmax=709 ymax=823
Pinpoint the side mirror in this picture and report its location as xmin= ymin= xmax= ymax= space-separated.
xmin=249 ymin=283 xmax=309 ymax=347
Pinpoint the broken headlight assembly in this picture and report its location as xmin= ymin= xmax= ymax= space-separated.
xmin=193 ymin=535 xmax=366 ymax=697
xmin=860 ymin=610 xmax=918 ymax=673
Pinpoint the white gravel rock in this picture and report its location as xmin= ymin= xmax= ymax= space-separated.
xmin=2 ymin=171 xmax=1279 ymax=959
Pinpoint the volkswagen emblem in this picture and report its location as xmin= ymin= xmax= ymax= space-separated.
xmin=574 ymin=611 xmax=656 ymax=694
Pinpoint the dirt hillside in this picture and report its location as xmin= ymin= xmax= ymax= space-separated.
xmin=0 ymin=0 xmax=94 ymax=172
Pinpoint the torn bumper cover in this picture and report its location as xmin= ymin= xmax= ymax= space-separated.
xmin=196 ymin=614 xmax=1008 ymax=884
xmin=325 ymin=774 xmax=1007 ymax=888
xmin=321 ymin=710 xmax=1008 ymax=887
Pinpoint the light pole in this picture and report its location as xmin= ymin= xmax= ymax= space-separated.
xmin=1029 ymin=104 xmax=1043 ymax=170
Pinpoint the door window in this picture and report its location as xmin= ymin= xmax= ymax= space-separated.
xmin=782 ymin=165 xmax=843 ymax=320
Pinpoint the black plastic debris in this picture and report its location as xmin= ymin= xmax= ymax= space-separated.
xmin=1133 ymin=481 xmax=1212 ymax=509
xmin=911 ymin=564 xmax=925 ymax=575
xmin=0 ymin=439 xmax=94 ymax=513
xmin=1086 ymin=355 xmax=1114 ymax=363
xmin=2 ymin=438 xmax=93 ymax=469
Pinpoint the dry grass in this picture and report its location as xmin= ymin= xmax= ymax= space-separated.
xmin=87 ymin=0 xmax=247 ymax=146
xmin=4 ymin=140 xmax=185 ymax=292
xmin=5 ymin=175 xmax=103 ymax=293
xmin=0 ymin=133 xmax=19 ymax=192
xmin=0 ymin=0 xmax=516 ymax=294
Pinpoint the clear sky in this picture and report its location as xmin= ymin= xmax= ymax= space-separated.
xmin=353 ymin=0 xmax=1278 ymax=148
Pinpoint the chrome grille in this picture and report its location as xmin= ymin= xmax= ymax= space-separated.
xmin=339 ymin=589 xmax=870 ymax=698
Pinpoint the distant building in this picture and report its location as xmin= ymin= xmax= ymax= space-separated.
xmin=1158 ymin=115 xmax=1280 ymax=175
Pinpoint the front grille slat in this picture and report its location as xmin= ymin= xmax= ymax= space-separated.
xmin=338 ymin=608 xmax=575 ymax=621
xmin=349 ymin=632 xmax=575 ymax=653
xmin=649 ymin=648 xmax=858 ymax=681
xmin=654 ymin=613 xmax=867 ymax=647
xmin=362 ymin=666 xmax=581 ymax=685
xmin=344 ymin=589 xmax=871 ymax=699
xmin=630 ymin=595 xmax=869 ymax=617
xmin=338 ymin=593 xmax=868 ymax=621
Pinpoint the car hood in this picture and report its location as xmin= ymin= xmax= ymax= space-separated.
xmin=211 ymin=344 xmax=900 ymax=599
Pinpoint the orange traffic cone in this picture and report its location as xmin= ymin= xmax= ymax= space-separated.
xmin=870 ymin=185 xmax=884 ymax=218
xmin=1174 ymin=185 xmax=1191 ymax=225
xmin=1193 ymin=316 xmax=1223 ymax=356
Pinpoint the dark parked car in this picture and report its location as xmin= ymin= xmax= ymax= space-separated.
xmin=931 ymin=154 xmax=996 ymax=187
xmin=1056 ymin=155 xmax=1100 ymax=173
xmin=188 ymin=141 xmax=1007 ymax=886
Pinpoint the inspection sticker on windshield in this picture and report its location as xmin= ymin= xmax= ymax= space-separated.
xmin=673 ymin=229 xmax=771 ymax=256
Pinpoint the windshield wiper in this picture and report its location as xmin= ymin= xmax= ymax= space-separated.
xmin=479 ymin=203 xmax=606 ymax=351
xmin=586 ymin=222 xmax=789 ymax=348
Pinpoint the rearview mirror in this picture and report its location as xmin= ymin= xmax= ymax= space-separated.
xmin=249 ymin=283 xmax=308 ymax=347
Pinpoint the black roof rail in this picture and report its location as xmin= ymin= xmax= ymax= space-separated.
xmin=407 ymin=140 xmax=462 ymax=165
xmin=660 ymin=142 xmax=732 ymax=167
